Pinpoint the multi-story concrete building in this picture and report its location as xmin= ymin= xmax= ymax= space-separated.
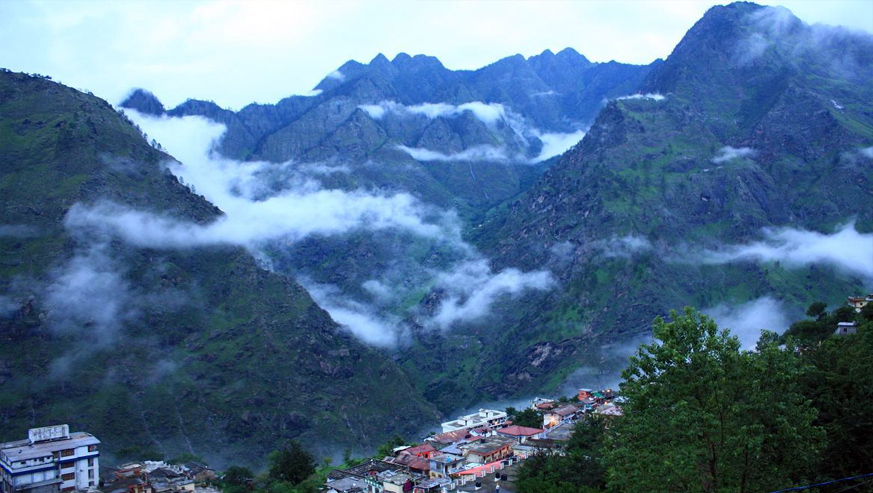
xmin=439 ymin=409 xmax=507 ymax=433
xmin=0 ymin=425 xmax=99 ymax=493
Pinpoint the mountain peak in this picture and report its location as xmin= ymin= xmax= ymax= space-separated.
xmin=370 ymin=53 xmax=391 ymax=67
xmin=120 ymin=88 xmax=165 ymax=116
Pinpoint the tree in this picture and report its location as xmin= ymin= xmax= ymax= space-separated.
xmin=268 ymin=441 xmax=316 ymax=485
xmin=607 ymin=308 xmax=822 ymax=493
xmin=223 ymin=466 xmax=253 ymax=486
xmin=506 ymin=407 xmax=543 ymax=428
xmin=516 ymin=415 xmax=607 ymax=493
xmin=805 ymin=301 xmax=827 ymax=320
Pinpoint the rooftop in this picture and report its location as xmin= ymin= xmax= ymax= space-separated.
xmin=0 ymin=432 xmax=99 ymax=462
xmin=497 ymin=425 xmax=543 ymax=437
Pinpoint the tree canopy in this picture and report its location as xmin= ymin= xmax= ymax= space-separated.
xmin=607 ymin=307 xmax=822 ymax=493
xmin=267 ymin=441 xmax=316 ymax=485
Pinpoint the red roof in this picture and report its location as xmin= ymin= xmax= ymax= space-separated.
xmin=497 ymin=425 xmax=543 ymax=437
xmin=402 ymin=443 xmax=437 ymax=457
xmin=428 ymin=429 xmax=471 ymax=444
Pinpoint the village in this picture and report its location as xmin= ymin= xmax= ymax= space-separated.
xmin=4 ymin=294 xmax=869 ymax=493
xmin=0 ymin=389 xmax=621 ymax=493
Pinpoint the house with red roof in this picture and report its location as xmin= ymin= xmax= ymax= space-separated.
xmin=496 ymin=425 xmax=544 ymax=444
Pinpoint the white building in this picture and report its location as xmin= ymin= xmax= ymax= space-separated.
xmin=440 ymin=409 xmax=507 ymax=433
xmin=0 ymin=425 xmax=99 ymax=493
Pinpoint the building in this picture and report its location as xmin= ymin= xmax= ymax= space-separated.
xmin=427 ymin=454 xmax=466 ymax=479
xmin=440 ymin=410 xmax=507 ymax=433
xmin=0 ymin=425 xmax=99 ymax=493
xmin=543 ymin=405 xmax=578 ymax=428
xmin=848 ymin=294 xmax=873 ymax=312
xmin=495 ymin=426 xmax=543 ymax=444
xmin=460 ymin=438 xmax=513 ymax=465
xmin=835 ymin=321 xmax=859 ymax=336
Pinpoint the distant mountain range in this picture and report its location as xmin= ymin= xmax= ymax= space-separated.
xmin=2 ymin=1 xmax=872 ymax=468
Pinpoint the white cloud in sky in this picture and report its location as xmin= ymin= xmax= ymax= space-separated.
xmin=712 ymin=146 xmax=757 ymax=164
xmin=1 ymin=1 xmax=869 ymax=110
xmin=704 ymin=296 xmax=790 ymax=349
xmin=695 ymin=223 xmax=873 ymax=280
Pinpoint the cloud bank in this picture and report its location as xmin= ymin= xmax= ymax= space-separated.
xmin=395 ymin=144 xmax=509 ymax=163
xmin=694 ymin=223 xmax=873 ymax=280
xmin=67 ymin=111 xmax=556 ymax=347
xmin=359 ymin=101 xmax=508 ymax=125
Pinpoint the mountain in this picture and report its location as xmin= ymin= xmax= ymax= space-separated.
xmin=0 ymin=70 xmax=437 ymax=467
xmin=459 ymin=2 xmax=873 ymax=398
xmin=134 ymin=50 xmax=653 ymax=216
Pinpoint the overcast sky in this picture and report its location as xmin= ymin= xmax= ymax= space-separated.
xmin=2 ymin=0 xmax=871 ymax=110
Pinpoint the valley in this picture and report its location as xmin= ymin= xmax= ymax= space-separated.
xmin=1 ymin=1 xmax=872 ymax=477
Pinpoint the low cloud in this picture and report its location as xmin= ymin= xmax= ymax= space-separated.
xmin=595 ymin=235 xmax=654 ymax=258
xmin=712 ymin=146 xmax=756 ymax=164
xmin=326 ymin=70 xmax=345 ymax=81
xmin=704 ymin=296 xmax=790 ymax=349
xmin=735 ymin=5 xmax=873 ymax=78
xmin=44 ymin=244 xmax=134 ymax=363
xmin=71 ymin=113 xmax=456 ymax=250
xmin=693 ymin=222 xmax=873 ymax=280
xmin=76 ymin=110 xmax=558 ymax=348
xmin=530 ymin=90 xmax=558 ymax=97
xmin=431 ymin=259 xmax=554 ymax=330
xmin=359 ymin=100 xmax=507 ymax=125
xmin=304 ymin=281 xmax=404 ymax=347
xmin=860 ymin=146 xmax=873 ymax=159
xmin=615 ymin=93 xmax=666 ymax=101
xmin=531 ymin=130 xmax=585 ymax=163
xmin=395 ymin=144 xmax=509 ymax=163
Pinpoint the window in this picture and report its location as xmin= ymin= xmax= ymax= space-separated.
xmin=61 ymin=473 xmax=75 ymax=481
xmin=87 ymin=458 xmax=94 ymax=467
xmin=61 ymin=463 xmax=74 ymax=470
xmin=88 ymin=470 xmax=94 ymax=479
xmin=87 ymin=445 xmax=97 ymax=452
xmin=60 ymin=449 xmax=74 ymax=457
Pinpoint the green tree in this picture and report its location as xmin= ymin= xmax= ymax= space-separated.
xmin=506 ymin=407 xmax=543 ymax=428
xmin=223 ymin=466 xmax=253 ymax=486
xmin=268 ymin=441 xmax=316 ymax=485
xmin=516 ymin=415 xmax=607 ymax=493
xmin=805 ymin=301 xmax=827 ymax=320
xmin=607 ymin=308 xmax=822 ymax=493
xmin=800 ymin=317 xmax=873 ymax=480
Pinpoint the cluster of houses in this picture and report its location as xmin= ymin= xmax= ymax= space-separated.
xmin=322 ymin=389 xmax=621 ymax=493
xmin=99 ymin=461 xmax=215 ymax=493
